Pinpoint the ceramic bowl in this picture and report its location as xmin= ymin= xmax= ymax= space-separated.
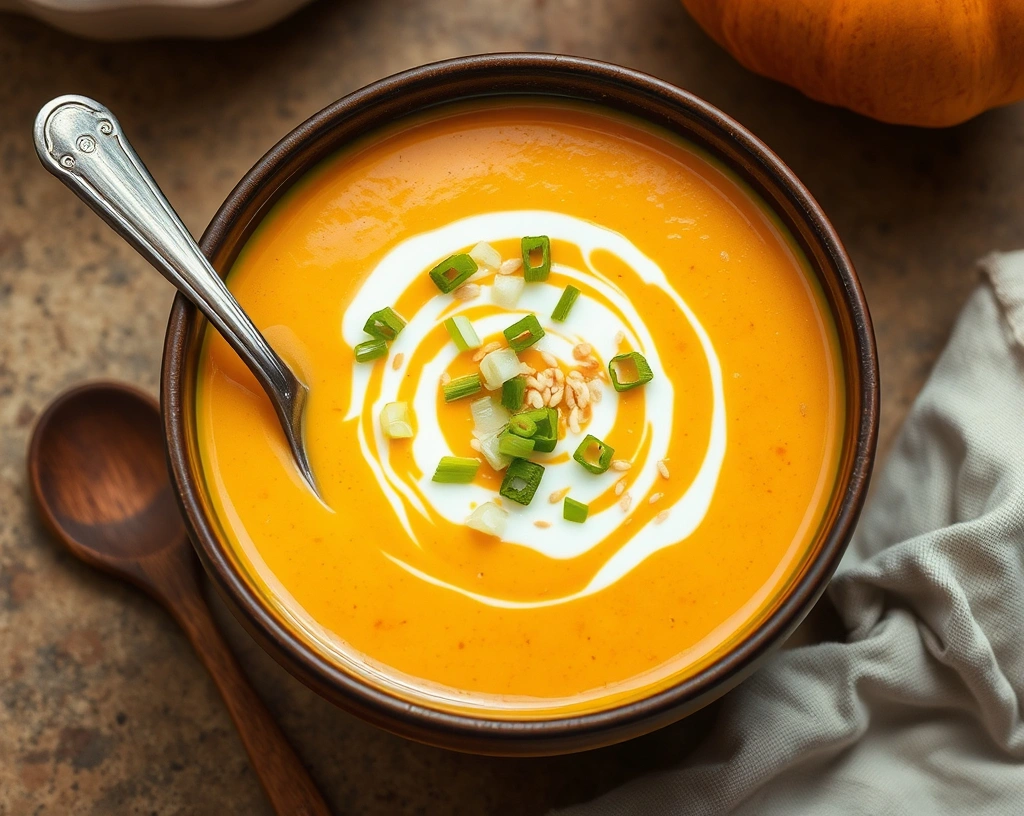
xmin=0 ymin=0 xmax=313 ymax=40
xmin=162 ymin=53 xmax=878 ymax=756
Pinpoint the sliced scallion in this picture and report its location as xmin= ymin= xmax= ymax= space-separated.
xmin=499 ymin=458 xmax=545 ymax=505
xmin=379 ymin=401 xmax=414 ymax=439
xmin=519 ymin=407 xmax=558 ymax=452
xmin=443 ymin=374 xmax=482 ymax=402
xmin=498 ymin=431 xmax=536 ymax=458
xmin=521 ymin=235 xmax=551 ymax=282
xmin=501 ymin=376 xmax=526 ymax=412
xmin=563 ymin=497 xmax=589 ymax=523
xmin=509 ymin=414 xmax=537 ymax=438
xmin=470 ymin=397 xmax=510 ymax=438
xmin=432 ymin=456 xmax=480 ymax=484
xmin=492 ymin=274 xmax=525 ymax=308
xmin=429 ymin=253 xmax=478 ymax=294
xmin=551 ymin=285 xmax=581 ymax=322
xmin=362 ymin=307 xmax=406 ymax=341
xmin=354 ymin=338 xmax=387 ymax=362
xmin=480 ymin=347 xmax=521 ymax=390
xmin=478 ymin=432 xmax=512 ymax=471
xmin=469 ymin=241 xmax=502 ymax=270
xmin=443 ymin=315 xmax=482 ymax=351
xmin=573 ymin=434 xmax=615 ymax=474
xmin=465 ymin=501 xmax=508 ymax=538
xmin=503 ymin=314 xmax=546 ymax=353
xmin=608 ymin=351 xmax=654 ymax=392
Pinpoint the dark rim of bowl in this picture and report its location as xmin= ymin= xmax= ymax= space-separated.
xmin=162 ymin=52 xmax=879 ymax=754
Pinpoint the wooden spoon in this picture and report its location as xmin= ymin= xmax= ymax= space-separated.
xmin=27 ymin=381 xmax=331 ymax=816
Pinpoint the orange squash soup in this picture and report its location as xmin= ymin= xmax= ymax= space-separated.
xmin=196 ymin=100 xmax=843 ymax=716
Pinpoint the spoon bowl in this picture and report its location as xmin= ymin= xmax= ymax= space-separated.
xmin=30 ymin=382 xmax=180 ymax=567
xmin=27 ymin=381 xmax=330 ymax=816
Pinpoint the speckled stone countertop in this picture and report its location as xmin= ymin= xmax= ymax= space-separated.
xmin=2 ymin=1 xmax=1023 ymax=813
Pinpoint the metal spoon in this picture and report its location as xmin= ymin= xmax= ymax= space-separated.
xmin=27 ymin=381 xmax=331 ymax=816
xmin=33 ymin=95 xmax=318 ymax=496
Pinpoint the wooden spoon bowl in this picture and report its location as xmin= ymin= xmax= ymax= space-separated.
xmin=28 ymin=381 xmax=330 ymax=816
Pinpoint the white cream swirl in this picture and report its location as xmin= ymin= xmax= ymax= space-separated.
xmin=342 ymin=211 xmax=726 ymax=607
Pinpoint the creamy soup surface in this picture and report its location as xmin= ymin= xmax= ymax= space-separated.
xmin=197 ymin=100 xmax=844 ymax=716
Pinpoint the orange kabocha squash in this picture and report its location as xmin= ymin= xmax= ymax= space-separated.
xmin=681 ymin=0 xmax=1024 ymax=126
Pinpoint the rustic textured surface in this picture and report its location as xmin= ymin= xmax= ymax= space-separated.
xmin=1 ymin=0 xmax=1022 ymax=813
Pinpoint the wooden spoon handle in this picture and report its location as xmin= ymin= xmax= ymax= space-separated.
xmin=167 ymin=573 xmax=331 ymax=816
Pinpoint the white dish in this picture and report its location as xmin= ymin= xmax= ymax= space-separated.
xmin=0 ymin=0 xmax=315 ymax=40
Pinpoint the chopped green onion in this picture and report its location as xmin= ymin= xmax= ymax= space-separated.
xmin=354 ymin=338 xmax=387 ymax=362
xmin=432 ymin=456 xmax=480 ymax=484
xmin=521 ymin=235 xmax=551 ymax=282
xmin=608 ymin=351 xmax=654 ymax=392
xmin=480 ymin=347 xmax=521 ymax=390
xmin=498 ymin=431 xmax=536 ymax=458
xmin=469 ymin=241 xmax=502 ymax=269
xmin=362 ymin=307 xmax=406 ymax=341
xmin=573 ymin=434 xmax=615 ymax=474
xmin=509 ymin=414 xmax=537 ymax=438
xmin=492 ymin=274 xmax=525 ymax=308
xmin=478 ymin=432 xmax=512 ymax=471
xmin=499 ymin=458 xmax=545 ymax=505
xmin=563 ymin=497 xmax=589 ymax=523
xmin=501 ymin=376 xmax=526 ymax=412
xmin=443 ymin=374 xmax=482 ymax=402
xmin=470 ymin=396 xmax=510 ymax=438
xmin=429 ymin=253 xmax=478 ymax=294
xmin=519 ymin=407 xmax=558 ymax=452
xmin=465 ymin=501 xmax=508 ymax=538
xmin=551 ymin=285 xmax=581 ymax=322
xmin=380 ymin=401 xmax=414 ymax=439
xmin=443 ymin=315 xmax=482 ymax=351
xmin=503 ymin=314 xmax=546 ymax=353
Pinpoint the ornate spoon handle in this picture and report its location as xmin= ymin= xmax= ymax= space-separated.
xmin=34 ymin=95 xmax=316 ymax=493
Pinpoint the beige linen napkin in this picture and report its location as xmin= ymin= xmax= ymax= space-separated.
xmin=556 ymin=250 xmax=1024 ymax=815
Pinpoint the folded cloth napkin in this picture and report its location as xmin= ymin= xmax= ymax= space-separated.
xmin=556 ymin=250 xmax=1024 ymax=815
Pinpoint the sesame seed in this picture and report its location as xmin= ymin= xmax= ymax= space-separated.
xmin=657 ymin=460 xmax=671 ymax=479
xmin=619 ymin=492 xmax=633 ymax=512
xmin=649 ymin=492 xmax=664 ymax=504
xmin=499 ymin=258 xmax=523 ymax=275
xmin=440 ymin=372 xmax=451 ymax=386
xmin=534 ymin=520 xmax=552 ymax=529
xmin=611 ymin=459 xmax=632 ymax=471
xmin=569 ymin=406 xmax=581 ymax=434
xmin=614 ymin=479 xmax=627 ymax=496
xmin=473 ymin=341 xmax=502 ymax=362
xmin=572 ymin=343 xmax=592 ymax=360
xmin=614 ymin=331 xmax=625 ymax=345
xmin=392 ymin=352 xmax=404 ymax=371
xmin=655 ymin=510 xmax=669 ymax=524
xmin=453 ymin=283 xmax=481 ymax=301
xmin=549 ymin=487 xmax=571 ymax=503
xmin=587 ymin=380 xmax=602 ymax=403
